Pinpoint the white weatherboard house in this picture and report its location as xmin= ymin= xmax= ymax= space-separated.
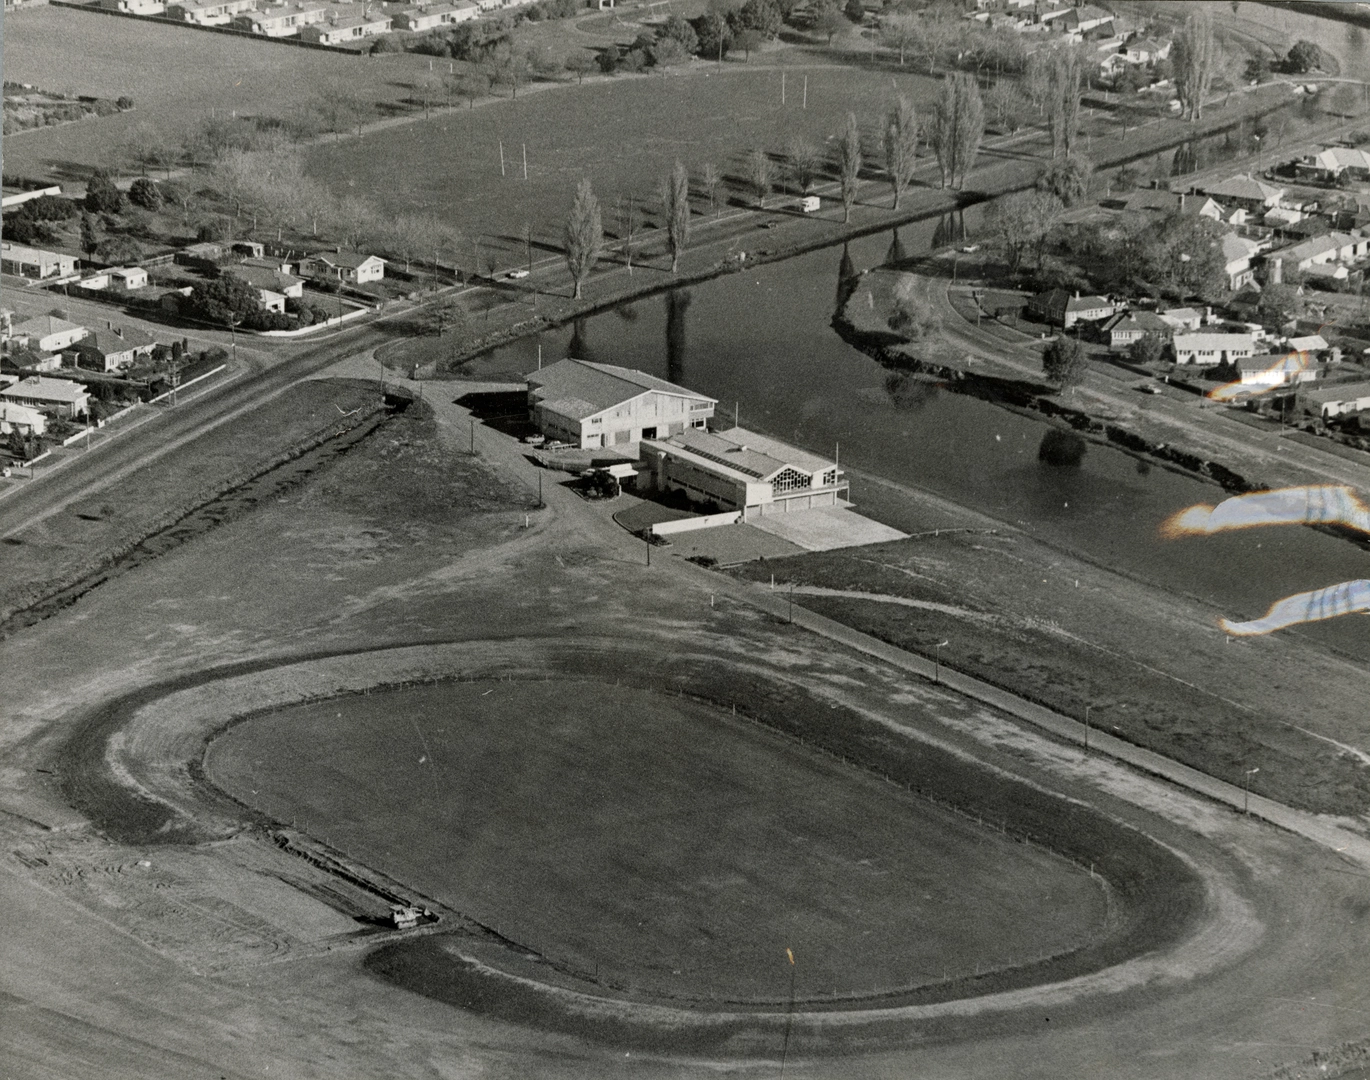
xmin=1173 ymin=333 xmax=1254 ymax=365
xmin=641 ymin=426 xmax=848 ymax=520
xmin=0 ymin=376 xmax=91 ymax=419
xmin=298 ymin=251 xmax=386 ymax=284
xmin=526 ymin=359 xmax=716 ymax=449
xmin=7 ymin=315 xmax=89 ymax=354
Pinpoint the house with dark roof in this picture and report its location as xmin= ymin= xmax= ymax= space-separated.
xmin=230 ymin=264 xmax=305 ymax=299
xmin=640 ymin=426 xmax=847 ymax=520
xmin=1102 ymin=310 xmax=1173 ymax=349
xmin=1026 ymin=289 xmax=1117 ymax=329
xmin=526 ymin=359 xmax=716 ymax=449
xmin=66 ymin=325 xmax=157 ymax=372
xmin=1203 ymin=175 xmax=1286 ymax=212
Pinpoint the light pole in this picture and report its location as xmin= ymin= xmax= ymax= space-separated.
xmin=934 ymin=639 xmax=949 ymax=683
xmin=1243 ymin=767 xmax=1260 ymax=814
xmin=1083 ymin=704 xmax=1091 ymax=752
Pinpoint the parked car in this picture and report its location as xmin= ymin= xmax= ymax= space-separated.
xmin=504 ymin=268 xmax=530 ymax=280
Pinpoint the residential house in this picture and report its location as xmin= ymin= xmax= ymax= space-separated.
xmin=230 ymin=264 xmax=305 ymax=299
xmin=1036 ymin=5 xmax=1073 ymax=28
xmin=176 ymin=242 xmax=228 ymax=270
xmin=640 ymin=426 xmax=848 ymax=521
xmin=1222 ymin=233 xmax=1263 ymax=291
xmin=0 ymin=401 xmax=47 ymax=438
xmin=166 ymin=0 xmax=257 ymax=23
xmin=1295 ymin=146 xmax=1370 ymax=184
xmin=1230 ymin=352 xmax=1321 ymax=389
xmin=1288 ymin=333 xmax=1330 ymax=354
xmin=1 ymin=242 xmax=78 ymax=280
xmin=0 ymin=376 xmax=91 ymax=419
xmin=109 ymin=266 xmax=149 ymax=292
xmin=231 ymin=241 xmax=267 ymax=259
xmin=298 ymin=251 xmax=386 ymax=283
xmin=67 ymin=325 xmax=157 ymax=372
xmin=1173 ymin=332 xmax=1254 ymax=364
xmin=233 ymin=2 xmax=329 ymax=34
xmin=1158 ymin=307 xmax=1207 ymax=332
xmin=301 ymin=12 xmax=394 ymax=43
xmin=1263 ymin=206 xmax=1305 ymax=229
xmin=1276 ymin=230 xmax=1369 ymax=272
xmin=7 ymin=316 xmax=89 ymax=354
xmin=526 ymin=358 xmax=716 ymax=449
xmin=1060 ymin=5 xmax=1112 ymax=36
xmin=1103 ymin=310 xmax=1173 ymax=349
xmin=99 ymin=0 xmax=167 ymax=13
xmin=1027 ymin=288 xmax=1117 ymax=329
xmin=392 ymin=1 xmax=476 ymax=29
xmin=1203 ymin=175 xmax=1286 ymax=213
xmin=77 ymin=272 xmax=113 ymax=292
xmin=1300 ymin=379 xmax=1370 ymax=418
xmin=1125 ymin=35 xmax=1171 ymax=63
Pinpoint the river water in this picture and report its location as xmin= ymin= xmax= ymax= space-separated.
xmin=473 ymin=212 xmax=1369 ymax=661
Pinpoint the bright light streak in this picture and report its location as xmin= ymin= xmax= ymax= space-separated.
xmin=1221 ymin=579 xmax=1370 ymax=636
xmin=1161 ymin=485 xmax=1370 ymax=539
xmin=1206 ymin=350 xmax=1310 ymax=403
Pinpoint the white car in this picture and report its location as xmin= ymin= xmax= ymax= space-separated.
xmin=504 ymin=268 xmax=530 ymax=280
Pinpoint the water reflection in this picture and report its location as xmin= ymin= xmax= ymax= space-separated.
xmin=1038 ymin=429 xmax=1088 ymax=468
xmin=885 ymin=227 xmax=908 ymax=267
xmin=836 ymin=242 xmax=859 ymax=310
xmin=666 ymin=289 xmax=691 ymax=385
xmin=568 ymin=317 xmax=594 ymax=362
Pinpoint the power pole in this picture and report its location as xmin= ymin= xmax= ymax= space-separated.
xmin=499 ymin=140 xmax=506 ymax=177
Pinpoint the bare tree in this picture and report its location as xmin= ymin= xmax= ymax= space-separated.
xmin=616 ymin=192 xmax=639 ymax=274
xmin=986 ymin=78 xmax=1028 ymax=134
xmin=883 ymin=94 xmax=919 ymax=209
xmin=662 ymin=161 xmax=690 ymax=274
xmin=837 ymin=112 xmax=862 ymax=223
xmin=1048 ymin=48 xmax=1085 ymax=159
xmin=786 ymin=136 xmax=822 ymax=193
xmin=1174 ymin=9 xmax=1218 ymax=121
xmin=930 ymin=73 xmax=984 ymax=190
xmin=879 ymin=12 xmax=918 ymax=66
xmin=565 ymin=178 xmax=603 ymax=299
xmin=461 ymin=71 xmax=490 ymax=110
xmin=329 ymin=195 xmax=380 ymax=251
xmin=700 ymin=162 xmax=722 ymax=217
xmin=747 ymin=148 xmax=774 ymax=206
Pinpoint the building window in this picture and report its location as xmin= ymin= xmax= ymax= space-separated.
xmin=772 ymin=468 xmax=812 ymax=494
xmin=641 ymin=426 xmax=657 ymax=439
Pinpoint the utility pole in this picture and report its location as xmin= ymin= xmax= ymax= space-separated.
xmin=499 ymin=140 xmax=506 ymax=177
xmin=1083 ymin=704 xmax=1090 ymax=752
xmin=522 ymin=143 xmax=528 ymax=181
xmin=934 ymin=639 xmax=949 ymax=683
xmin=780 ymin=949 xmax=797 ymax=1080
xmin=782 ymin=71 xmax=786 ymax=105
xmin=803 ymin=74 xmax=807 ymax=109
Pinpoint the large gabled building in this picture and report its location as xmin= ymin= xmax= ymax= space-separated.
xmin=526 ymin=359 xmax=715 ymax=449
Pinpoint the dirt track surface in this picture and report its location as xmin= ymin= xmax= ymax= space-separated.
xmin=3 ymin=370 xmax=1370 ymax=1078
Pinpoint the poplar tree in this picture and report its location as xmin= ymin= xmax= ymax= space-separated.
xmin=663 ymin=161 xmax=690 ymax=275
xmin=564 ymin=178 xmax=602 ymax=300
xmin=837 ymin=112 xmax=862 ymax=223
xmin=883 ymin=94 xmax=918 ymax=210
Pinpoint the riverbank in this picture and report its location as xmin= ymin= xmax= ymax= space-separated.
xmin=834 ymin=266 xmax=1370 ymax=521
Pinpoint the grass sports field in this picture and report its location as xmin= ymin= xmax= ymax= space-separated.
xmin=305 ymin=62 xmax=941 ymax=264
xmin=205 ymin=678 xmax=1109 ymax=1004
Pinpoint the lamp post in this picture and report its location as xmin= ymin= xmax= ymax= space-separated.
xmin=934 ymin=639 xmax=949 ymax=683
xmin=1243 ymin=767 xmax=1260 ymax=814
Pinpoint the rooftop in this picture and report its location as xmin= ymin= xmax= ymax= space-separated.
xmin=528 ymin=359 xmax=715 ymax=420
xmin=0 ymin=375 xmax=90 ymax=403
xmin=1204 ymin=175 xmax=1285 ymax=202
xmin=1302 ymin=379 xmax=1370 ymax=403
xmin=11 ymin=314 xmax=85 ymax=337
xmin=650 ymin=426 xmax=837 ymax=483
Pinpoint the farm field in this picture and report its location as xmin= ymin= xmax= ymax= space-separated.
xmin=205 ymin=678 xmax=1110 ymax=1003
xmin=0 ymin=5 xmax=436 ymax=179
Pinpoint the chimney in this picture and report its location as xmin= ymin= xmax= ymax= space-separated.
xmin=1272 ymin=257 xmax=1283 ymax=285
xmin=1179 ymin=192 xmax=1186 ymax=210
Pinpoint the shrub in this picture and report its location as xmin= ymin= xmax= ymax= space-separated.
xmin=116 ymin=96 xmax=134 ymax=110
xmin=370 ymin=34 xmax=405 ymax=54
xmin=195 ymin=217 xmax=232 ymax=242
xmin=128 ymin=177 xmax=162 ymax=210
xmin=84 ymin=170 xmax=125 ymax=215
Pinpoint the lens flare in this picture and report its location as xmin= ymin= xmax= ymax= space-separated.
xmin=1221 ymin=579 xmax=1370 ymax=636
xmin=1206 ymin=350 xmax=1310 ymax=403
xmin=1160 ymin=485 xmax=1370 ymax=539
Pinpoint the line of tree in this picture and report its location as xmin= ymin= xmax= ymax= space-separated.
xmin=929 ymin=74 xmax=984 ymax=191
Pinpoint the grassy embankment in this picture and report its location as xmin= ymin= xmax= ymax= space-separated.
xmin=730 ymin=532 xmax=1370 ymax=818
